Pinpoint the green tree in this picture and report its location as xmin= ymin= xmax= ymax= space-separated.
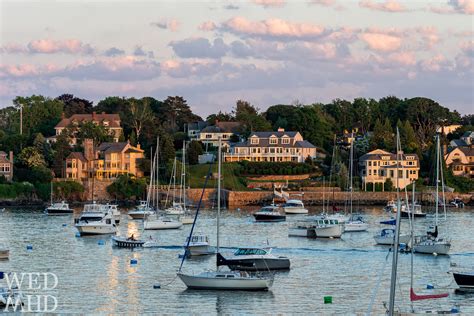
xmin=159 ymin=96 xmax=202 ymax=132
xmin=56 ymin=94 xmax=93 ymax=116
xmin=187 ymin=141 xmax=204 ymax=165
xmin=233 ymin=100 xmax=271 ymax=136
xmin=76 ymin=121 xmax=113 ymax=145
xmin=18 ymin=146 xmax=46 ymax=168
xmin=125 ymin=98 xmax=153 ymax=143
xmin=52 ymin=132 xmax=72 ymax=177
xmin=107 ymin=174 xmax=147 ymax=200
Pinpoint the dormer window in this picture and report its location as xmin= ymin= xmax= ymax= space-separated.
xmin=250 ymin=137 xmax=259 ymax=145
xmin=282 ymin=137 xmax=290 ymax=144
xmin=269 ymin=138 xmax=278 ymax=144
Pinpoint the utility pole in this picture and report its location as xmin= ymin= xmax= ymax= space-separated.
xmin=20 ymin=104 xmax=23 ymax=135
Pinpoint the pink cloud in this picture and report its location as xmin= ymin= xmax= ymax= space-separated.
xmin=252 ymin=0 xmax=285 ymax=8
xmin=359 ymin=31 xmax=402 ymax=52
xmin=359 ymin=0 xmax=408 ymax=12
xmin=0 ymin=43 xmax=27 ymax=54
xmin=222 ymin=17 xmax=326 ymax=39
xmin=388 ymin=51 xmax=416 ymax=66
xmin=199 ymin=21 xmax=217 ymax=31
xmin=430 ymin=0 xmax=474 ymax=14
xmin=309 ymin=0 xmax=345 ymax=10
xmin=420 ymin=54 xmax=449 ymax=72
xmin=27 ymin=39 xmax=94 ymax=54
xmin=151 ymin=19 xmax=180 ymax=32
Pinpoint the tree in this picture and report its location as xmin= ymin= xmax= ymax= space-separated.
xmin=76 ymin=121 xmax=113 ymax=145
xmin=125 ymin=98 xmax=153 ymax=144
xmin=397 ymin=120 xmax=419 ymax=153
xmin=107 ymin=174 xmax=147 ymax=200
xmin=159 ymin=96 xmax=202 ymax=132
xmin=18 ymin=146 xmax=46 ymax=168
xmin=56 ymin=94 xmax=93 ymax=116
xmin=160 ymin=134 xmax=175 ymax=165
xmin=206 ymin=111 xmax=233 ymax=123
xmin=232 ymin=100 xmax=271 ymax=136
xmin=187 ymin=141 xmax=204 ymax=165
xmin=384 ymin=178 xmax=394 ymax=191
xmin=33 ymin=133 xmax=53 ymax=166
xmin=370 ymin=118 xmax=393 ymax=150
xmin=52 ymin=132 xmax=72 ymax=177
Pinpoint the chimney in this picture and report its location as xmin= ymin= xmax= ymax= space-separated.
xmin=83 ymin=139 xmax=94 ymax=161
xmin=277 ymin=127 xmax=285 ymax=132
xmin=215 ymin=119 xmax=219 ymax=126
xmin=9 ymin=151 xmax=13 ymax=163
xmin=61 ymin=112 xmax=65 ymax=119
xmin=137 ymin=143 xmax=141 ymax=149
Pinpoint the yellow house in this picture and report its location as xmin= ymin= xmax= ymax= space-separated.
xmin=444 ymin=146 xmax=474 ymax=178
xmin=65 ymin=139 xmax=144 ymax=180
xmin=359 ymin=149 xmax=420 ymax=191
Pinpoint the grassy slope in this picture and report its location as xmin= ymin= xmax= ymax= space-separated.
xmin=187 ymin=163 xmax=248 ymax=190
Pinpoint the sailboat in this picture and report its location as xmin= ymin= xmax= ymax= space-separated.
xmin=413 ymin=134 xmax=451 ymax=255
xmin=344 ymin=137 xmax=368 ymax=232
xmin=164 ymin=155 xmax=186 ymax=216
xmin=178 ymin=141 xmax=194 ymax=225
xmin=128 ymin=146 xmax=156 ymax=219
xmin=177 ymin=138 xmax=273 ymax=291
xmin=45 ymin=181 xmax=73 ymax=215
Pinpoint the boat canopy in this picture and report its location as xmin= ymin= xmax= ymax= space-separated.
xmin=284 ymin=200 xmax=304 ymax=207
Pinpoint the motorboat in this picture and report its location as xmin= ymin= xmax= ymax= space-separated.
xmin=282 ymin=199 xmax=308 ymax=214
xmin=184 ymin=235 xmax=215 ymax=256
xmin=112 ymin=235 xmax=145 ymax=248
xmin=180 ymin=215 xmax=195 ymax=225
xmin=383 ymin=200 xmax=397 ymax=212
xmin=74 ymin=204 xmax=117 ymax=236
xmin=253 ymin=205 xmax=286 ymax=222
xmin=177 ymin=271 xmax=272 ymax=291
xmin=143 ymin=215 xmax=183 ymax=230
xmin=104 ymin=204 xmax=121 ymax=224
xmin=374 ymin=228 xmax=410 ymax=245
xmin=400 ymin=203 xmax=426 ymax=218
xmin=45 ymin=201 xmax=73 ymax=215
xmin=452 ymin=268 xmax=474 ymax=291
xmin=0 ymin=279 xmax=23 ymax=309
xmin=449 ymin=197 xmax=465 ymax=208
xmin=128 ymin=200 xmax=155 ymax=219
xmin=344 ymin=214 xmax=369 ymax=232
xmin=0 ymin=245 xmax=9 ymax=260
xmin=288 ymin=222 xmax=317 ymax=238
xmin=217 ymin=247 xmax=290 ymax=271
xmin=324 ymin=212 xmax=350 ymax=223
xmin=380 ymin=218 xmax=396 ymax=225
xmin=289 ymin=217 xmax=344 ymax=238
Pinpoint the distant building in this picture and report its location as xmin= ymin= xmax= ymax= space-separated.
xmin=51 ymin=112 xmax=122 ymax=145
xmin=0 ymin=151 xmax=13 ymax=181
xmin=449 ymin=131 xmax=473 ymax=148
xmin=359 ymin=149 xmax=420 ymax=191
xmin=436 ymin=124 xmax=462 ymax=135
xmin=224 ymin=128 xmax=317 ymax=163
xmin=187 ymin=121 xmax=208 ymax=140
xmin=65 ymin=139 xmax=144 ymax=180
xmin=198 ymin=120 xmax=242 ymax=148
xmin=444 ymin=146 xmax=474 ymax=178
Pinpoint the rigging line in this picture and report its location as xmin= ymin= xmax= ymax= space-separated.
xmin=178 ymin=161 xmax=214 ymax=273
xmin=366 ymin=248 xmax=391 ymax=316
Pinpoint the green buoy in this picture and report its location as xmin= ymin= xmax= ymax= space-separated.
xmin=324 ymin=296 xmax=332 ymax=304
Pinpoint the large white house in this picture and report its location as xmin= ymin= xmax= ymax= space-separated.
xmin=224 ymin=128 xmax=317 ymax=163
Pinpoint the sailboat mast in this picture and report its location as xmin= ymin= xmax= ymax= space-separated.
xmin=435 ymin=135 xmax=439 ymax=227
xmin=349 ymin=135 xmax=354 ymax=215
xmin=410 ymin=180 xmax=415 ymax=313
xmin=173 ymin=157 xmax=177 ymax=205
xmin=148 ymin=147 xmax=154 ymax=209
xmin=156 ymin=137 xmax=159 ymax=210
xmin=438 ymin=136 xmax=447 ymax=222
xmin=217 ymin=137 xmax=222 ymax=254
xmin=322 ymin=176 xmax=325 ymax=213
xmin=50 ymin=181 xmax=53 ymax=205
xmin=388 ymin=128 xmax=403 ymax=316
xmin=182 ymin=141 xmax=186 ymax=211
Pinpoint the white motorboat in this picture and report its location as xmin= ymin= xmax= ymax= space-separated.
xmin=383 ymin=200 xmax=397 ymax=212
xmin=178 ymin=138 xmax=274 ymax=291
xmin=324 ymin=212 xmax=350 ymax=224
xmin=103 ymin=204 xmax=120 ymax=224
xmin=177 ymin=271 xmax=272 ymax=291
xmin=253 ymin=205 xmax=286 ymax=222
xmin=45 ymin=201 xmax=73 ymax=215
xmin=217 ymin=247 xmax=290 ymax=271
xmin=74 ymin=205 xmax=117 ymax=236
xmin=374 ymin=228 xmax=410 ymax=245
xmin=128 ymin=200 xmax=155 ymax=219
xmin=289 ymin=217 xmax=344 ymax=238
xmin=180 ymin=215 xmax=194 ymax=225
xmin=0 ymin=245 xmax=9 ymax=260
xmin=184 ymin=235 xmax=215 ymax=256
xmin=400 ymin=203 xmax=426 ymax=218
xmin=283 ymin=199 xmax=308 ymax=214
xmin=144 ymin=216 xmax=183 ymax=230
xmin=345 ymin=215 xmax=369 ymax=232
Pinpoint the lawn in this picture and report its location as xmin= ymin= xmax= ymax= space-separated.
xmin=187 ymin=163 xmax=248 ymax=191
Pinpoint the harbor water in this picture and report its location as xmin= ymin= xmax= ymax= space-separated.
xmin=0 ymin=206 xmax=473 ymax=314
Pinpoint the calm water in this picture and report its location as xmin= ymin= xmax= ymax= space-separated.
xmin=0 ymin=205 xmax=473 ymax=314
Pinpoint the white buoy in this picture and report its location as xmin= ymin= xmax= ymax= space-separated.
xmin=433 ymin=252 xmax=438 ymax=256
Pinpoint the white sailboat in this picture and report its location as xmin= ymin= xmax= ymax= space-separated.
xmin=177 ymin=138 xmax=273 ymax=291
xmin=164 ymin=157 xmax=185 ymax=215
xmin=344 ymin=137 xmax=368 ymax=232
xmin=413 ymin=135 xmax=451 ymax=255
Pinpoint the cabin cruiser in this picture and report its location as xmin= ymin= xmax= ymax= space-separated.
xmin=127 ymin=200 xmax=155 ymax=219
xmin=184 ymin=235 xmax=215 ymax=256
xmin=217 ymin=247 xmax=290 ymax=271
xmin=177 ymin=270 xmax=272 ymax=291
xmin=384 ymin=200 xmax=407 ymax=213
xmin=143 ymin=215 xmax=183 ymax=230
xmin=45 ymin=201 xmax=73 ymax=215
xmin=374 ymin=228 xmax=410 ymax=245
xmin=103 ymin=204 xmax=121 ymax=224
xmin=0 ymin=245 xmax=9 ymax=260
xmin=400 ymin=203 xmax=426 ymax=218
xmin=253 ymin=205 xmax=286 ymax=222
xmin=74 ymin=204 xmax=117 ymax=236
xmin=324 ymin=212 xmax=350 ymax=224
xmin=283 ymin=199 xmax=308 ymax=214
xmin=289 ymin=217 xmax=344 ymax=238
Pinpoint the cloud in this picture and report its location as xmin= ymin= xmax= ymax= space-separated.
xmin=359 ymin=31 xmax=402 ymax=52
xmin=460 ymin=40 xmax=474 ymax=57
xmin=309 ymin=0 xmax=345 ymax=10
xmin=150 ymin=19 xmax=180 ymax=32
xmin=220 ymin=17 xmax=327 ymax=40
xmin=430 ymin=0 xmax=474 ymax=14
xmin=198 ymin=21 xmax=217 ymax=31
xmin=1 ymin=39 xmax=94 ymax=55
xmin=223 ymin=4 xmax=239 ymax=10
xmin=169 ymin=37 xmax=229 ymax=59
xmin=133 ymin=46 xmax=146 ymax=56
xmin=104 ymin=47 xmax=125 ymax=57
xmin=252 ymin=0 xmax=285 ymax=8
xmin=359 ymin=0 xmax=408 ymax=12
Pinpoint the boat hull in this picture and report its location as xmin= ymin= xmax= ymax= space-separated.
xmin=45 ymin=208 xmax=73 ymax=215
xmin=284 ymin=207 xmax=308 ymax=214
xmin=224 ymin=258 xmax=290 ymax=271
xmin=374 ymin=234 xmax=410 ymax=245
xmin=180 ymin=217 xmax=195 ymax=225
xmin=288 ymin=227 xmax=316 ymax=238
xmin=401 ymin=211 xmax=426 ymax=218
xmin=177 ymin=272 xmax=271 ymax=291
xmin=128 ymin=211 xmax=155 ymax=219
xmin=413 ymin=242 xmax=450 ymax=255
xmin=75 ymin=224 xmax=117 ymax=235
xmin=144 ymin=220 xmax=183 ymax=230
xmin=453 ymin=272 xmax=474 ymax=290
xmin=344 ymin=221 xmax=369 ymax=232
xmin=111 ymin=236 xmax=145 ymax=247
xmin=314 ymin=225 xmax=344 ymax=238
xmin=0 ymin=249 xmax=9 ymax=260
xmin=186 ymin=245 xmax=216 ymax=256
xmin=253 ymin=214 xmax=286 ymax=222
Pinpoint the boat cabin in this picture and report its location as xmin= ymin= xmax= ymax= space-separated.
xmin=234 ymin=248 xmax=269 ymax=256
xmin=283 ymin=200 xmax=304 ymax=207
xmin=187 ymin=235 xmax=209 ymax=243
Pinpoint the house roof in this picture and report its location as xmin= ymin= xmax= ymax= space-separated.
xmin=461 ymin=131 xmax=474 ymax=138
xmin=0 ymin=151 xmax=6 ymax=157
xmin=450 ymin=139 xmax=467 ymax=147
xmin=66 ymin=152 xmax=87 ymax=162
xmin=457 ymin=146 xmax=474 ymax=157
xmin=359 ymin=149 xmax=419 ymax=161
xmin=55 ymin=113 xmax=121 ymax=128
xmin=188 ymin=121 xmax=208 ymax=131
xmin=97 ymin=142 xmax=144 ymax=154
xmin=295 ymin=140 xmax=316 ymax=149
xmin=249 ymin=131 xmax=299 ymax=138
xmin=233 ymin=139 xmax=316 ymax=149
xmin=201 ymin=121 xmax=241 ymax=133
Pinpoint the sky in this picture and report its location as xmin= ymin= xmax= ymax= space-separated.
xmin=0 ymin=0 xmax=473 ymax=117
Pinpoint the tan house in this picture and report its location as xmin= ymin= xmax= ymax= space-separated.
xmin=224 ymin=128 xmax=317 ymax=163
xmin=0 ymin=151 xmax=13 ymax=181
xmin=198 ymin=121 xmax=241 ymax=148
xmin=359 ymin=149 xmax=420 ymax=191
xmin=444 ymin=146 xmax=474 ymax=178
xmin=52 ymin=112 xmax=122 ymax=145
xmin=65 ymin=139 xmax=144 ymax=180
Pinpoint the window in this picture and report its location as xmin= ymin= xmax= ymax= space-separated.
xmin=103 ymin=120 xmax=109 ymax=126
xmin=369 ymin=169 xmax=372 ymax=176
xmin=222 ymin=134 xmax=228 ymax=139
xmin=368 ymin=161 xmax=372 ymax=166
xmin=390 ymin=170 xmax=394 ymax=178
xmin=250 ymin=138 xmax=259 ymax=144
xmin=206 ymin=134 xmax=212 ymax=139
xmin=269 ymin=137 xmax=278 ymax=144
xmin=282 ymin=137 xmax=290 ymax=144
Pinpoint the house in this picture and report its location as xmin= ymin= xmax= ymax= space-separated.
xmin=198 ymin=120 xmax=242 ymax=149
xmin=449 ymin=131 xmax=473 ymax=148
xmin=65 ymin=139 xmax=144 ymax=181
xmin=444 ymin=146 xmax=474 ymax=178
xmin=436 ymin=124 xmax=462 ymax=135
xmin=224 ymin=128 xmax=317 ymax=163
xmin=52 ymin=112 xmax=122 ymax=145
xmin=187 ymin=121 xmax=208 ymax=140
xmin=359 ymin=149 xmax=420 ymax=191
xmin=0 ymin=151 xmax=13 ymax=181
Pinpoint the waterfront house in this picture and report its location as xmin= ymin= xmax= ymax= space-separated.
xmin=198 ymin=120 xmax=242 ymax=149
xmin=51 ymin=112 xmax=122 ymax=145
xmin=65 ymin=139 xmax=144 ymax=181
xmin=224 ymin=128 xmax=317 ymax=163
xmin=444 ymin=146 xmax=474 ymax=178
xmin=359 ymin=149 xmax=420 ymax=191
xmin=0 ymin=151 xmax=13 ymax=181
xmin=187 ymin=121 xmax=208 ymax=140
